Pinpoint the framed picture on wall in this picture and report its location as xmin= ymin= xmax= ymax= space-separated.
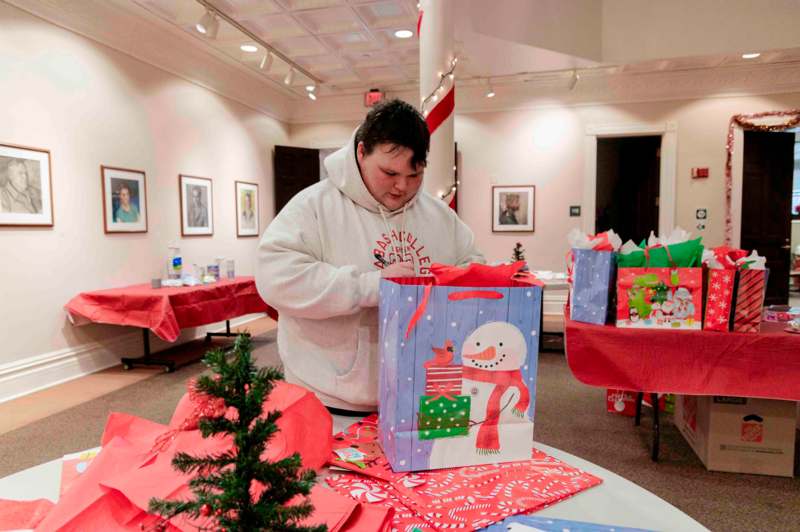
xmin=492 ymin=185 xmax=535 ymax=232
xmin=180 ymin=174 xmax=213 ymax=236
xmin=101 ymin=165 xmax=147 ymax=233
xmin=235 ymin=181 xmax=259 ymax=237
xmin=0 ymin=143 xmax=54 ymax=227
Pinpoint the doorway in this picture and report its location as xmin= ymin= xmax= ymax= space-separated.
xmin=740 ymin=130 xmax=796 ymax=306
xmin=595 ymin=136 xmax=662 ymax=244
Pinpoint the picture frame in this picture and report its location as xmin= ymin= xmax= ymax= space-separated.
xmin=0 ymin=143 xmax=54 ymax=227
xmin=235 ymin=181 xmax=259 ymax=237
xmin=492 ymin=185 xmax=535 ymax=232
xmin=101 ymin=165 xmax=148 ymax=233
xmin=180 ymin=174 xmax=214 ymax=236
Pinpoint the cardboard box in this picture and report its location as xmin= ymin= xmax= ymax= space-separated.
xmin=674 ymin=395 xmax=797 ymax=477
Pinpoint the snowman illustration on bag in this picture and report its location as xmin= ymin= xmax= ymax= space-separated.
xmin=427 ymin=321 xmax=533 ymax=468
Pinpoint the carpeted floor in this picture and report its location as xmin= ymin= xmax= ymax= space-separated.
xmin=0 ymin=330 xmax=798 ymax=531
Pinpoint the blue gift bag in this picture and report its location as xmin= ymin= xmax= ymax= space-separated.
xmin=378 ymin=275 xmax=542 ymax=472
xmin=569 ymin=248 xmax=617 ymax=325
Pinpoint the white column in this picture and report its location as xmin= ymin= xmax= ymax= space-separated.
xmin=419 ymin=0 xmax=455 ymax=200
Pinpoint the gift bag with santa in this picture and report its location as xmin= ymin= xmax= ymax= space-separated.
xmin=378 ymin=262 xmax=542 ymax=472
xmin=616 ymin=237 xmax=703 ymax=329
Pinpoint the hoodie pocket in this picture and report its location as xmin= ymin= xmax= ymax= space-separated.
xmin=334 ymin=326 xmax=377 ymax=406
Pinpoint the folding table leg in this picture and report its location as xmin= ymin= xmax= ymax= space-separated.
xmin=205 ymin=320 xmax=251 ymax=343
xmin=121 ymin=329 xmax=176 ymax=373
xmin=634 ymin=392 xmax=644 ymax=426
xmin=651 ymin=392 xmax=660 ymax=462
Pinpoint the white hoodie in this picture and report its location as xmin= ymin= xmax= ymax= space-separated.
xmin=256 ymin=132 xmax=484 ymax=410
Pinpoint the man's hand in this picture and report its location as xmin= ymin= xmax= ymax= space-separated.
xmin=381 ymin=261 xmax=416 ymax=278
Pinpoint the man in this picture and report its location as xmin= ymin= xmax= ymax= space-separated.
xmin=256 ymin=99 xmax=484 ymax=413
xmin=0 ymin=159 xmax=41 ymax=214
xmin=188 ymin=186 xmax=208 ymax=227
xmin=498 ymin=193 xmax=520 ymax=225
xmin=114 ymin=183 xmax=139 ymax=223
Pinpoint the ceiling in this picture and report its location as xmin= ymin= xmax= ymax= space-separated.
xmin=134 ymin=0 xmax=423 ymax=96
xmin=131 ymin=0 xmax=800 ymax=101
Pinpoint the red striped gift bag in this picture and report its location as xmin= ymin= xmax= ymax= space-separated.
xmin=732 ymin=269 xmax=768 ymax=333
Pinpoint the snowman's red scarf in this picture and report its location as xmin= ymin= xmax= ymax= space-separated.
xmin=462 ymin=366 xmax=529 ymax=452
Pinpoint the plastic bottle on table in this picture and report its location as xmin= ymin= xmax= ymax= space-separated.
xmin=168 ymin=246 xmax=182 ymax=280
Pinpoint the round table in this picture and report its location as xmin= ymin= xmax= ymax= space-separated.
xmin=0 ymin=414 xmax=708 ymax=531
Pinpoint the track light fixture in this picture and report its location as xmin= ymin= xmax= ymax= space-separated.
xmin=259 ymin=51 xmax=273 ymax=71
xmin=568 ymin=69 xmax=580 ymax=91
xmin=195 ymin=9 xmax=219 ymax=39
xmin=284 ymin=67 xmax=295 ymax=86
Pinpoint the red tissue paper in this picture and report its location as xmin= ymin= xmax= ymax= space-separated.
xmin=12 ymin=381 xmax=334 ymax=531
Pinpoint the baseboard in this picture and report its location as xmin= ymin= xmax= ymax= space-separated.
xmin=0 ymin=314 xmax=265 ymax=404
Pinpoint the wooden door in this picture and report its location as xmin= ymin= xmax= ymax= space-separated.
xmin=596 ymin=136 xmax=661 ymax=244
xmin=273 ymin=146 xmax=320 ymax=215
xmin=741 ymin=131 xmax=795 ymax=305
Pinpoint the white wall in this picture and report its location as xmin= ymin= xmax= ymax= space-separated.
xmin=291 ymin=91 xmax=800 ymax=270
xmin=0 ymin=3 xmax=288 ymax=394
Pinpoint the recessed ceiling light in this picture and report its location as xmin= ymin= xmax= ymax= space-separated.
xmin=308 ymin=92 xmax=317 ymax=101
xmin=486 ymin=89 xmax=496 ymax=98
xmin=305 ymin=84 xmax=316 ymax=92
xmin=241 ymin=44 xmax=259 ymax=53
xmin=394 ymin=29 xmax=414 ymax=39
xmin=742 ymin=52 xmax=761 ymax=59
xmin=284 ymin=67 xmax=295 ymax=86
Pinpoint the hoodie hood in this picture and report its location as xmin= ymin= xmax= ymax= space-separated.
xmin=324 ymin=129 xmax=424 ymax=215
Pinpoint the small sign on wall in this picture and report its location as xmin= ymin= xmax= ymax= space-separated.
xmin=691 ymin=167 xmax=709 ymax=179
xmin=569 ymin=205 xmax=581 ymax=217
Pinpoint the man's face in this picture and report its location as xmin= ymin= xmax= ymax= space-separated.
xmin=357 ymin=142 xmax=423 ymax=211
xmin=506 ymin=194 xmax=520 ymax=211
xmin=119 ymin=187 xmax=130 ymax=206
xmin=7 ymin=162 xmax=28 ymax=191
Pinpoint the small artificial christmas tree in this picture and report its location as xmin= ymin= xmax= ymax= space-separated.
xmin=148 ymin=335 xmax=325 ymax=532
xmin=512 ymin=242 xmax=526 ymax=262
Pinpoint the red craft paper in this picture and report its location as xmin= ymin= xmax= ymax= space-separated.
xmin=339 ymin=503 xmax=394 ymax=532
xmin=34 ymin=382 xmax=332 ymax=531
xmin=299 ymin=486 xmax=359 ymax=531
xmin=0 ymin=498 xmax=54 ymax=531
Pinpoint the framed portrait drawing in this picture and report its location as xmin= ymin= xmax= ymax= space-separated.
xmin=235 ymin=181 xmax=259 ymax=237
xmin=180 ymin=174 xmax=213 ymax=236
xmin=101 ymin=165 xmax=147 ymax=233
xmin=0 ymin=143 xmax=54 ymax=227
xmin=492 ymin=185 xmax=535 ymax=232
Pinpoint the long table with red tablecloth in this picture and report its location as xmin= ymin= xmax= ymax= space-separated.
xmin=564 ymin=316 xmax=800 ymax=461
xmin=65 ymin=277 xmax=277 ymax=371
xmin=564 ymin=317 xmax=800 ymax=401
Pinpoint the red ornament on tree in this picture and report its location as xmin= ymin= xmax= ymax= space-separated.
xmin=200 ymin=504 xmax=211 ymax=516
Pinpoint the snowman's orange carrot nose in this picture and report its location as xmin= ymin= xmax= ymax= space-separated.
xmin=463 ymin=346 xmax=496 ymax=361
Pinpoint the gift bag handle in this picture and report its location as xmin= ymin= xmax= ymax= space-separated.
xmin=643 ymin=244 xmax=676 ymax=269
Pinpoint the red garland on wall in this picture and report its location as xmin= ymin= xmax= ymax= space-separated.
xmin=724 ymin=109 xmax=800 ymax=245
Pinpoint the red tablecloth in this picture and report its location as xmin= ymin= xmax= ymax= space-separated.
xmin=565 ymin=317 xmax=800 ymax=401
xmin=65 ymin=277 xmax=272 ymax=342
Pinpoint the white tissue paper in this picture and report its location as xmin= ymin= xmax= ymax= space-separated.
xmin=567 ymin=228 xmax=622 ymax=251
xmin=702 ymin=249 xmax=725 ymax=269
xmin=735 ymin=250 xmax=767 ymax=270
xmin=646 ymin=227 xmax=692 ymax=247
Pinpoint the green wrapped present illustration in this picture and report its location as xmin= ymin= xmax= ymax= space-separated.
xmin=417 ymin=395 xmax=471 ymax=440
